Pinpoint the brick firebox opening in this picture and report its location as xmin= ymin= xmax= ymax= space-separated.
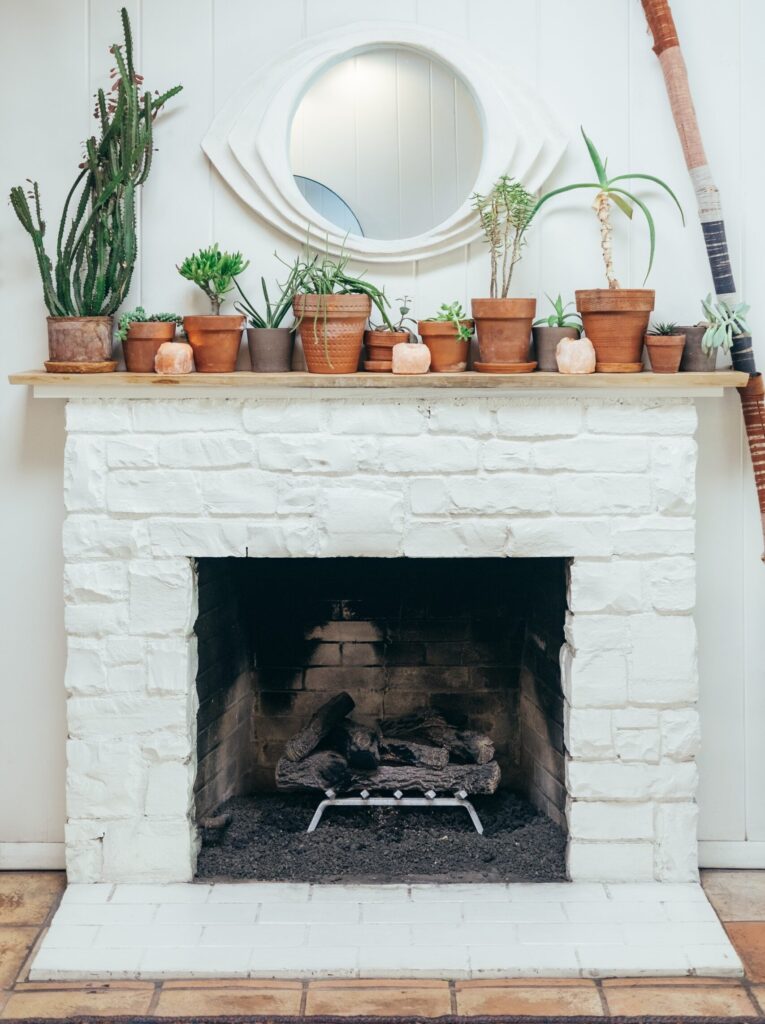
xmin=193 ymin=557 xmax=568 ymax=833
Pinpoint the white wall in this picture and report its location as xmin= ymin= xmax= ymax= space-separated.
xmin=1 ymin=0 xmax=763 ymax=864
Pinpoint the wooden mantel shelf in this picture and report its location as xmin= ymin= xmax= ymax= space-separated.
xmin=8 ymin=368 xmax=747 ymax=399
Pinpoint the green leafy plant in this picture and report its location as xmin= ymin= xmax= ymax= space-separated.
xmin=234 ymin=258 xmax=305 ymax=328
xmin=178 ymin=245 xmax=249 ymax=315
xmin=472 ymin=176 xmax=536 ymax=298
xmin=9 ymin=9 xmax=181 ymax=317
xmin=116 ymin=307 xmax=182 ymax=342
xmin=533 ymin=293 xmax=582 ymax=330
xmin=369 ymin=295 xmax=417 ymax=335
xmin=426 ymin=302 xmax=474 ymax=343
xmin=647 ymin=320 xmax=681 ymax=336
xmin=701 ymin=295 xmax=750 ymax=353
xmin=532 ymin=128 xmax=684 ymax=289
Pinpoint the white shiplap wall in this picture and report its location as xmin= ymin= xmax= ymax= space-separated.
xmin=1 ymin=0 xmax=763 ymax=865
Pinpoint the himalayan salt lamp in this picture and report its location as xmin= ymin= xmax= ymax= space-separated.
xmin=556 ymin=334 xmax=596 ymax=374
xmin=392 ymin=342 xmax=431 ymax=375
xmin=155 ymin=341 xmax=194 ymax=374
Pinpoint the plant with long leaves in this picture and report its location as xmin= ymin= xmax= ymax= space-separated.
xmin=234 ymin=258 xmax=305 ymax=328
xmin=426 ymin=302 xmax=474 ymax=343
xmin=10 ymin=8 xmax=181 ymax=317
xmin=472 ymin=176 xmax=536 ymax=299
xmin=647 ymin=320 xmax=681 ymax=336
xmin=701 ymin=294 xmax=750 ymax=353
xmin=116 ymin=307 xmax=182 ymax=343
xmin=178 ymin=245 xmax=249 ymax=315
xmin=532 ymin=128 xmax=685 ymax=289
xmin=533 ymin=293 xmax=582 ymax=330
xmin=369 ymin=296 xmax=417 ymax=335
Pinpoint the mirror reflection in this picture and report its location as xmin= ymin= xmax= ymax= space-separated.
xmin=290 ymin=47 xmax=483 ymax=241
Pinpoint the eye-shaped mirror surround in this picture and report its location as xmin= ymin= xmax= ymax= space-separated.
xmin=203 ymin=23 xmax=567 ymax=263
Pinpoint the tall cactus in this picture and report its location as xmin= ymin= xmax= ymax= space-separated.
xmin=10 ymin=8 xmax=181 ymax=317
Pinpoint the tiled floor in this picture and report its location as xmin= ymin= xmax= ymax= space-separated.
xmin=0 ymin=870 xmax=763 ymax=1018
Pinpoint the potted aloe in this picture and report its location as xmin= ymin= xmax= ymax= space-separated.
xmin=235 ymin=261 xmax=306 ymax=373
xmin=533 ymin=129 xmax=684 ymax=372
xmin=178 ymin=245 xmax=248 ymax=372
xmin=9 ymin=8 xmax=181 ymax=372
xmin=471 ymin=176 xmax=537 ymax=367
xmin=645 ymin=321 xmax=686 ymax=374
xmin=117 ymin=308 xmax=183 ymax=372
xmin=418 ymin=302 xmax=473 ymax=373
xmin=364 ymin=295 xmax=417 ymax=371
xmin=532 ymin=294 xmax=582 ymax=372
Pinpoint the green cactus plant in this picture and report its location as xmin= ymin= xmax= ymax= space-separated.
xmin=9 ymin=8 xmax=181 ymax=317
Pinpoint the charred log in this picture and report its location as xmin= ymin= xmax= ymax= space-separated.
xmin=283 ymin=692 xmax=355 ymax=762
xmin=379 ymin=737 xmax=449 ymax=769
xmin=276 ymin=750 xmax=351 ymax=792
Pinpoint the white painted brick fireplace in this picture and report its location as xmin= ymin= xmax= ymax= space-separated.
xmin=62 ymin=392 xmax=701 ymax=887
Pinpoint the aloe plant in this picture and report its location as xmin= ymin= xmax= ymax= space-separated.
xmin=235 ymin=259 xmax=306 ymax=329
xmin=426 ymin=302 xmax=474 ymax=343
xmin=178 ymin=245 xmax=249 ymax=315
xmin=533 ymin=293 xmax=582 ymax=330
xmin=647 ymin=320 xmax=681 ymax=336
xmin=701 ymin=295 xmax=750 ymax=353
xmin=533 ymin=128 xmax=685 ymax=289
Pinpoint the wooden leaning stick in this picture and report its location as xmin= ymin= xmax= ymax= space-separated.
xmin=641 ymin=0 xmax=765 ymax=557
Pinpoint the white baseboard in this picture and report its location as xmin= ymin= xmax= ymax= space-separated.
xmin=0 ymin=843 xmax=65 ymax=870
xmin=699 ymin=841 xmax=765 ymax=869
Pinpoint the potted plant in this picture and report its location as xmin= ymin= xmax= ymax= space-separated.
xmin=645 ymin=321 xmax=686 ymax=374
xmin=178 ymin=245 xmax=248 ymax=372
xmin=471 ymin=176 xmax=537 ymax=365
xmin=697 ymin=294 xmax=751 ymax=371
xmin=117 ymin=308 xmax=183 ymax=372
xmin=235 ymin=260 xmax=305 ymax=373
xmin=418 ymin=302 xmax=473 ymax=373
xmin=9 ymin=8 xmax=181 ymax=373
xmin=533 ymin=129 xmax=684 ymax=372
xmin=532 ymin=294 xmax=582 ymax=372
xmin=292 ymin=247 xmax=392 ymax=374
xmin=364 ymin=295 xmax=417 ymax=371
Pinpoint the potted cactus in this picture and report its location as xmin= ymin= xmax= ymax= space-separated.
xmin=9 ymin=8 xmax=181 ymax=373
xmin=235 ymin=261 xmax=306 ymax=373
xmin=117 ymin=308 xmax=183 ymax=372
xmin=364 ymin=296 xmax=417 ymax=371
xmin=178 ymin=245 xmax=248 ymax=372
xmin=645 ymin=321 xmax=686 ymax=373
xmin=418 ymin=302 xmax=473 ymax=373
xmin=532 ymin=294 xmax=582 ymax=372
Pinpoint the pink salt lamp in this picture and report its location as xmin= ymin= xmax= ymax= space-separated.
xmin=556 ymin=334 xmax=596 ymax=374
xmin=392 ymin=342 xmax=431 ymax=375
xmin=155 ymin=341 xmax=194 ymax=374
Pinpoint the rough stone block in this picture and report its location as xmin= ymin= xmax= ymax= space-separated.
xmin=568 ymin=839 xmax=655 ymax=882
xmin=568 ymin=801 xmax=654 ymax=841
xmin=566 ymin=708 xmax=614 ymax=759
xmin=646 ymin=557 xmax=695 ymax=613
xmin=128 ymin=560 xmax=195 ymax=636
xmin=106 ymin=470 xmax=202 ymax=515
xmin=507 ymin=519 xmax=614 ymax=558
xmin=258 ymin=436 xmax=357 ymax=473
xmin=495 ymin=401 xmax=583 ymax=437
xmin=131 ymin=400 xmax=242 ymax=433
xmin=157 ymin=435 xmax=254 ymax=468
xmin=198 ymin=471 xmax=278 ymax=514
xmin=402 ymin=521 xmax=508 ymax=558
xmin=569 ymin=560 xmax=645 ymax=613
xmin=567 ymin=760 xmax=698 ymax=801
xmin=655 ymin=802 xmax=699 ymax=881
xmin=328 ymin=402 xmax=426 ymax=435
xmin=446 ymin=476 xmax=553 ymax=514
xmin=428 ymin=400 xmax=493 ymax=436
xmin=106 ymin=438 xmax=158 ymax=469
xmin=611 ymin=517 xmax=695 ymax=557
xmin=145 ymin=761 xmax=193 ymax=818
xmin=562 ymin=645 xmax=628 ymax=708
xmin=586 ymin=399 xmax=697 ymax=436
xmin=66 ymin=400 xmax=131 ymax=433
xmin=481 ymin=439 xmax=533 ymax=472
xmin=534 ymin=438 xmax=649 ymax=473
xmin=359 ymin=437 xmax=481 ymax=474
xmin=652 ymin=439 xmax=697 ymax=514
xmin=65 ymin=437 xmax=107 ymax=512
xmin=64 ymin=562 xmax=128 ymax=604
xmin=149 ymin=519 xmax=248 ymax=558
xmin=555 ymin=474 xmax=652 ymax=515
xmin=242 ymin=400 xmax=323 ymax=434
xmin=661 ymin=708 xmax=701 ymax=760
xmin=63 ymin=517 xmax=151 ymax=561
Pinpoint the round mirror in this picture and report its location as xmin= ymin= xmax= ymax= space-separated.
xmin=290 ymin=47 xmax=483 ymax=242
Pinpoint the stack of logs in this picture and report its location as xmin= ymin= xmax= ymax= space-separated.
xmin=275 ymin=692 xmax=501 ymax=794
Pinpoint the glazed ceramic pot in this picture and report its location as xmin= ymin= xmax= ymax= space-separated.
xmin=47 ymin=316 xmax=113 ymax=366
xmin=123 ymin=321 xmax=177 ymax=372
xmin=645 ymin=334 xmax=686 ymax=374
xmin=575 ymin=289 xmax=655 ymax=370
xmin=294 ymin=294 xmax=371 ymax=374
xmin=471 ymin=298 xmax=535 ymax=363
xmin=533 ymin=325 xmax=581 ymax=372
xmin=247 ymin=327 xmax=294 ymax=372
xmin=418 ymin=320 xmax=473 ymax=373
xmin=183 ymin=315 xmax=244 ymax=372
xmin=679 ymin=326 xmax=716 ymax=372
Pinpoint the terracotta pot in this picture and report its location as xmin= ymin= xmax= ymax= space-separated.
xmin=471 ymin=298 xmax=535 ymax=363
xmin=532 ymin=325 xmax=581 ymax=372
xmin=247 ymin=327 xmax=294 ymax=372
xmin=645 ymin=334 xmax=686 ymax=374
xmin=418 ymin=320 xmax=472 ymax=373
xmin=294 ymin=294 xmax=371 ymax=374
xmin=364 ymin=330 xmax=410 ymax=362
xmin=47 ymin=316 xmax=113 ymax=364
xmin=123 ymin=321 xmax=177 ymax=372
xmin=183 ymin=315 xmax=243 ymax=373
xmin=679 ymin=326 xmax=716 ymax=372
xmin=575 ymin=289 xmax=655 ymax=370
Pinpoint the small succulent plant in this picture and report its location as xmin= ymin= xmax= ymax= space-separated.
xmin=533 ymin=294 xmax=582 ymax=330
xmin=117 ymin=307 xmax=182 ymax=342
xmin=178 ymin=244 xmax=249 ymax=315
xmin=647 ymin=321 xmax=682 ymax=336
xmin=701 ymin=295 xmax=750 ymax=353
xmin=370 ymin=296 xmax=417 ymax=335
xmin=427 ymin=302 xmax=474 ymax=343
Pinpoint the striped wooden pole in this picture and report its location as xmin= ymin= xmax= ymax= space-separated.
xmin=641 ymin=0 xmax=765 ymax=557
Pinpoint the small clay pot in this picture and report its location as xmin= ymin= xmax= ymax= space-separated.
xmin=294 ymin=293 xmax=371 ymax=374
xmin=247 ymin=327 xmax=294 ymax=372
xmin=645 ymin=334 xmax=686 ymax=374
xmin=418 ymin=320 xmax=472 ymax=373
xmin=471 ymin=298 xmax=535 ymax=364
xmin=183 ymin=315 xmax=244 ymax=372
xmin=47 ymin=316 xmax=113 ymax=364
xmin=679 ymin=326 xmax=716 ymax=371
xmin=364 ymin=329 xmax=410 ymax=362
xmin=576 ymin=289 xmax=655 ymax=370
xmin=532 ymin=325 xmax=581 ymax=372
xmin=123 ymin=321 xmax=177 ymax=372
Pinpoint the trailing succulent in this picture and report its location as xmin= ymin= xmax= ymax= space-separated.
xmin=427 ymin=302 xmax=474 ymax=343
xmin=178 ymin=245 xmax=249 ymax=315
xmin=10 ymin=8 xmax=182 ymax=317
xmin=116 ymin=307 xmax=182 ymax=343
xmin=701 ymin=295 xmax=750 ymax=353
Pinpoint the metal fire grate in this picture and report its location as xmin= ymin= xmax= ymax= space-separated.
xmin=307 ymin=787 xmax=485 ymax=834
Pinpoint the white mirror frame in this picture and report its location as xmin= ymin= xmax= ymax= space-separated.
xmin=202 ymin=23 xmax=568 ymax=264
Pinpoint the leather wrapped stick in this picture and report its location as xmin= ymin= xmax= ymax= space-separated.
xmin=641 ymin=0 xmax=765 ymax=557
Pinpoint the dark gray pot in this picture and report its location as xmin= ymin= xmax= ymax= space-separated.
xmin=731 ymin=333 xmax=756 ymax=374
xmin=247 ymin=327 xmax=295 ymax=372
xmin=532 ymin=325 xmax=581 ymax=372
xmin=679 ymin=326 xmax=716 ymax=371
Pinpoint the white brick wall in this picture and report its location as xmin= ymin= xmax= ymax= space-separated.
xmin=62 ymin=395 xmax=700 ymax=884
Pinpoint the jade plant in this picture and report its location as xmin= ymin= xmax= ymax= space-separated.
xmin=177 ymin=245 xmax=249 ymax=315
xmin=10 ymin=8 xmax=181 ymax=317
xmin=116 ymin=307 xmax=182 ymax=342
xmin=533 ymin=128 xmax=685 ymax=289
xmin=701 ymin=295 xmax=750 ymax=353
xmin=426 ymin=302 xmax=474 ymax=343
xmin=472 ymin=176 xmax=536 ymax=298
xmin=533 ymin=294 xmax=582 ymax=330
xmin=234 ymin=259 xmax=306 ymax=329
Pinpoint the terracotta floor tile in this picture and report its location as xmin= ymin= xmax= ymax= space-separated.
xmin=726 ymin=922 xmax=765 ymax=981
xmin=604 ymin=982 xmax=756 ymax=1017
xmin=749 ymin=984 xmax=765 ymax=1015
xmin=154 ymin=986 xmax=302 ymax=1017
xmin=703 ymin=870 xmax=765 ymax=922
xmin=305 ymin=984 xmax=452 ymax=1017
xmin=0 ymin=873 xmax=64 ymax=927
xmin=456 ymin=978 xmax=596 ymax=989
xmin=309 ymin=979 xmax=448 ymax=989
xmin=600 ymin=976 xmax=738 ymax=987
xmin=0 ymin=986 xmax=153 ymax=1019
xmin=14 ymin=980 xmax=154 ymax=991
xmin=0 ymin=928 xmax=37 ymax=990
xmin=455 ymin=983 xmax=603 ymax=1017
xmin=162 ymin=978 xmax=302 ymax=990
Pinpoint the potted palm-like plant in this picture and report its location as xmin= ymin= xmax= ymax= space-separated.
xmin=533 ymin=129 xmax=684 ymax=372
xmin=645 ymin=321 xmax=686 ymax=373
xmin=471 ymin=176 xmax=537 ymax=368
xmin=117 ymin=308 xmax=183 ymax=372
xmin=364 ymin=296 xmax=417 ymax=371
xmin=9 ymin=8 xmax=181 ymax=372
xmin=532 ymin=294 xmax=582 ymax=372
xmin=178 ymin=245 xmax=248 ymax=372
xmin=418 ymin=302 xmax=474 ymax=373
xmin=235 ymin=261 xmax=306 ymax=372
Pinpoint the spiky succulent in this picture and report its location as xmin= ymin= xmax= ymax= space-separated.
xmin=533 ymin=293 xmax=582 ymax=330
xmin=647 ymin=321 xmax=682 ymax=336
